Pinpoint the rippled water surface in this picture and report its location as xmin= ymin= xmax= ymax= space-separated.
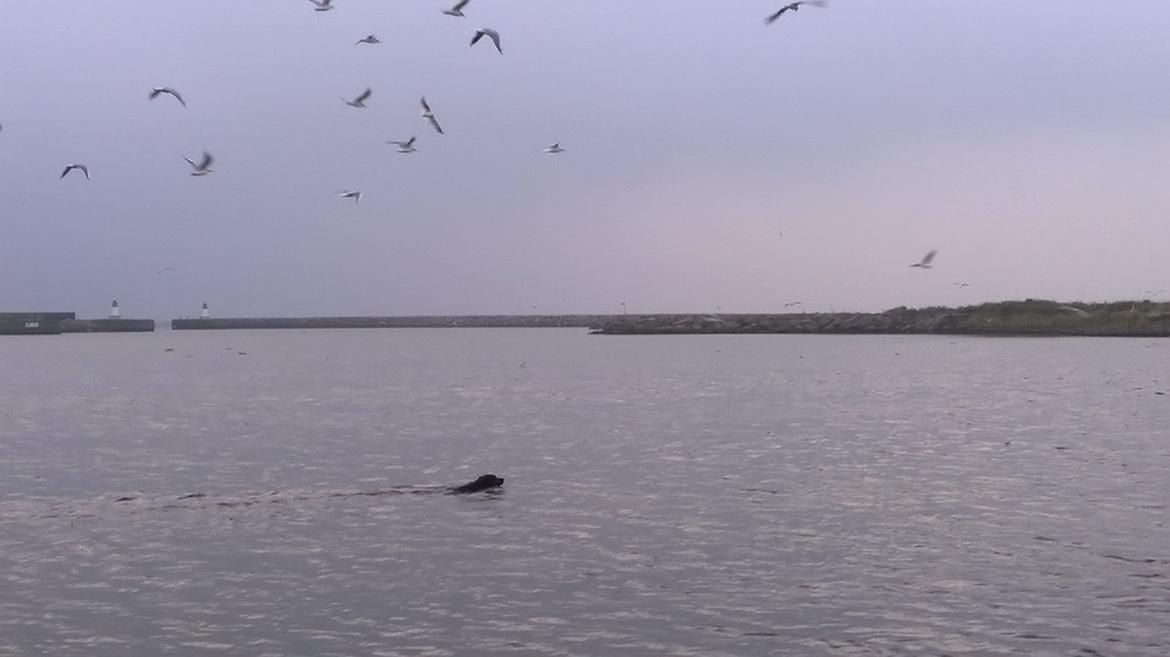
xmin=1 ymin=329 xmax=1167 ymax=656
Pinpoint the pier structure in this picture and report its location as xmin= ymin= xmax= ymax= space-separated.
xmin=172 ymin=315 xmax=605 ymax=330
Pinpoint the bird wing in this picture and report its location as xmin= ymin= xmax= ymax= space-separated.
xmin=428 ymin=115 xmax=444 ymax=134
xmin=79 ymin=165 xmax=89 ymax=179
xmin=149 ymin=88 xmax=162 ymax=100
xmin=168 ymin=89 xmax=186 ymax=106
xmin=405 ymin=136 xmax=416 ymax=147
xmin=183 ymin=155 xmax=197 ymax=168
xmin=766 ymin=6 xmax=790 ymax=23
xmin=921 ymin=249 xmax=938 ymax=265
xmin=420 ymin=96 xmax=432 ymax=113
xmin=453 ymin=0 xmax=471 ymax=10
xmin=470 ymin=31 xmax=484 ymax=47
xmin=486 ymin=29 xmax=501 ymax=52
xmin=198 ymin=151 xmax=213 ymax=170
xmin=356 ymin=87 xmax=372 ymax=103
xmin=60 ymin=166 xmax=72 ymax=178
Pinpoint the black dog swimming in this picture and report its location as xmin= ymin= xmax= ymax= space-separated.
xmin=447 ymin=474 xmax=505 ymax=494
xmin=155 ymin=475 xmax=506 ymax=510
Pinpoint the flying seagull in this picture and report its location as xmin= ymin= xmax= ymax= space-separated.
xmin=420 ymin=97 xmax=444 ymax=134
xmin=308 ymin=0 xmax=334 ymax=11
xmin=149 ymin=87 xmax=186 ymax=107
xmin=543 ymin=142 xmax=565 ymax=154
xmin=766 ymin=0 xmax=827 ymax=25
xmin=183 ymin=151 xmax=214 ymax=176
xmin=342 ymin=87 xmax=372 ymax=108
xmin=909 ymin=249 xmax=938 ymax=269
xmin=355 ymin=34 xmax=381 ymax=45
xmin=388 ymin=136 xmax=417 ymax=153
xmin=470 ymin=28 xmax=502 ymax=53
xmin=442 ymin=0 xmax=470 ymax=17
xmin=952 ymin=281 xmax=971 ymax=288
xmin=60 ymin=164 xmax=89 ymax=180
xmin=338 ymin=190 xmax=361 ymax=203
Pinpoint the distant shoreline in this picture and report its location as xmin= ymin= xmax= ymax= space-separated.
xmin=6 ymin=300 xmax=1170 ymax=337
xmin=589 ymin=300 xmax=1170 ymax=337
xmin=169 ymin=300 xmax=1170 ymax=336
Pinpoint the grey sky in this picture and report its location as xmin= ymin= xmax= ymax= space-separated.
xmin=1 ymin=0 xmax=1167 ymax=318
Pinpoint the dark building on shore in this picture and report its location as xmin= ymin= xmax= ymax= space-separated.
xmin=0 ymin=310 xmax=155 ymax=335
xmin=0 ymin=312 xmax=75 ymax=335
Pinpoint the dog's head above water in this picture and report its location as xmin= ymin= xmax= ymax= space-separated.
xmin=449 ymin=474 xmax=505 ymax=494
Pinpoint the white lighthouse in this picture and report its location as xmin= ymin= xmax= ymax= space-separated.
xmin=108 ymin=299 xmax=121 ymax=319
xmin=200 ymin=302 xmax=211 ymax=319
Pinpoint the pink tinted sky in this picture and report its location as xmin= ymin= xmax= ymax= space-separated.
xmin=0 ymin=0 xmax=1167 ymax=317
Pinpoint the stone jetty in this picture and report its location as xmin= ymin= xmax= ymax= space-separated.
xmin=171 ymin=315 xmax=609 ymax=330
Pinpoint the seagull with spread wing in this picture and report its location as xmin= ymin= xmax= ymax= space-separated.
xmin=443 ymin=0 xmax=470 ymax=16
xmin=308 ymin=0 xmax=334 ymax=12
xmin=355 ymin=35 xmax=381 ymax=45
xmin=183 ymin=151 xmax=214 ymax=176
xmin=470 ymin=28 xmax=502 ymax=54
xmin=388 ymin=136 xmax=417 ymax=153
xmin=766 ymin=0 xmax=827 ymax=25
xmin=342 ymin=87 xmax=372 ymax=108
xmin=149 ymin=87 xmax=186 ymax=107
xmin=420 ymin=97 xmax=444 ymax=134
xmin=60 ymin=164 xmax=89 ymax=180
xmin=543 ymin=143 xmax=565 ymax=154
xmin=909 ymin=249 xmax=938 ymax=269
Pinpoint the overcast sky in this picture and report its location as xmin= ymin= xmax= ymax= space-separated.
xmin=1 ymin=0 xmax=1168 ymax=318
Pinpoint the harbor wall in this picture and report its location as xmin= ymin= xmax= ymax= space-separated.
xmin=62 ymin=319 xmax=155 ymax=333
xmin=171 ymin=315 xmax=607 ymax=330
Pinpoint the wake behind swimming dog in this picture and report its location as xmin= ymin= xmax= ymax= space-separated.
xmin=3 ymin=475 xmax=508 ymax=523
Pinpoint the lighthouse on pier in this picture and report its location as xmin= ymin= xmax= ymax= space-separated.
xmin=108 ymin=300 xmax=121 ymax=319
xmin=200 ymin=302 xmax=211 ymax=319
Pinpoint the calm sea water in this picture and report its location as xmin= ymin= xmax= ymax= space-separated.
xmin=1 ymin=329 xmax=1167 ymax=656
